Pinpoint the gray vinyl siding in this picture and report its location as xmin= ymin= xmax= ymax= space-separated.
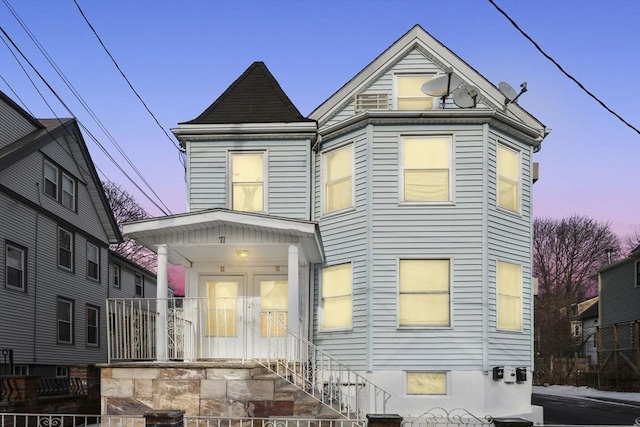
xmin=370 ymin=124 xmax=485 ymax=371
xmin=187 ymin=139 xmax=311 ymax=220
xmin=108 ymin=257 xmax=157 ymax=299
xmin=0 ymin=139 xmax=110 ymax=243
xmin=486 ymin=129 xmax=534 ymax=368
xmin=0 ymin=191 xmax=110 ymax=366
xmin=324 ymin=48 xmax=488 ymax=128
xmin=313 ymin=129 xmax=369 ymax=369
xmin=0 ymin=98 xmax=38 ymax=148
xmin=600 ymin=259 xmax=640 ymax=326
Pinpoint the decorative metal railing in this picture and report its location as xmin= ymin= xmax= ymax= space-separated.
xmin=184 ymin=417 xmax=365 ymax=427
xmin=256 ymin=317 xmax=390 ymax=422
xmin=37 ymin=377 xmax=86 ymax=397
xmin=0 ymin=414 xmax=143 ymax=427
xmin=403 ymin=408 xmax=494 ymax=427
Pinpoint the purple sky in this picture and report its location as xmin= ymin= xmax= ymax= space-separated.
xmin=1 ymin=0 xmax=638 ymax=240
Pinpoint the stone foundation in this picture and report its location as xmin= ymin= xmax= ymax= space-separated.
xmin=99 ymin=362 xmax=324 ymax=417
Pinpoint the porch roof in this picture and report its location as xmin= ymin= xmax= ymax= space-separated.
xmin=123 ymin=208 xmax=324 ymax=266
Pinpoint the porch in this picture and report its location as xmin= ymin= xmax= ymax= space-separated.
xmin=105 ymin=298 xmax=389 ymax=419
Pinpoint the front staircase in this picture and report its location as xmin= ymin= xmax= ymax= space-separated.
xmin=255 ymin=319 xmax=390 ymax=424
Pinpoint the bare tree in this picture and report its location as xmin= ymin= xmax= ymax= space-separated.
xmin=622 ymin=227 xmax=640 ymax=255
xmin=533 ymin=215 xmax=621 ymax=301
xmin=103 ymin=181 xmax=156 ymax=269
xmin=533 ymin=215 xmax=621 ymax=380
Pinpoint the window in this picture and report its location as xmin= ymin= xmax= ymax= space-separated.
xmin=86 ymin=305 xmax=99 ymax=346
xmin=231 ymin=152 xmax=264 ymax=212
xmin=321 ymin=263 xmax=352 ymax=329
xmin=112 ymin=264 xmax=121 ymax=288
xmin=61 ymin=173 xmax=76 ymax=210
xmin=56 ymin=366 xmax=68 ymax=378
xmin=399 ymin=259 xmax=450 ymax=327
xmin=323 ymin=145 xmax=353 ymax=214
xmin=571 ymin=320 xmax=582 ymax=338
xmin=135 ymin=273 xmax=144 ymax=297
xmin=13 ymin=365 xmax=29 ymax=375
xmin=58 ymin=228 xmax=74 ymax=271
xmin=6 ymin=242 xmax=26 ymax=291
xmin=44 ymin=160 xmax=58 ymax=199
xmin=57 ymin=297 xmax=74 ymax=344
xmin=636 ymin=261 xmax=640 ymax=287
xmin=497 ymin=261 xmax=522 ymax=331
xmin=497 ymin=144 xmax=519 ymax=212
xmin=401 ymin=136 xmax=451 ymax=202
xmin=406 ymin=372 xmax=447 ymax=395
xmin=86 ymin=242 xmax=99 ymax=281
xmin=43 ymin=160 xmax=76 ymax=211
xmin=396 ymin=74 xmax=433 ymax=110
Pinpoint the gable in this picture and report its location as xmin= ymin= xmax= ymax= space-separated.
xmin=310 ymin=25 xmax=548 ymax=145
xmin=0 ymin=92 xmax=43 ymax=150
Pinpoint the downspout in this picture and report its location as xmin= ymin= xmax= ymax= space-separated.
xmin=481 ymin=124 xmax=489 ymax=373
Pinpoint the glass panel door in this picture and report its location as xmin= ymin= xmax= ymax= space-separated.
xmin=252 ymin=276 xmax=288 ymax=357
xmin=200 ymin=276 xmax=244 ymax=359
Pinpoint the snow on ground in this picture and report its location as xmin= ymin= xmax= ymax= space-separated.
xmin=533 ymin=385 xmax=640 ymax=404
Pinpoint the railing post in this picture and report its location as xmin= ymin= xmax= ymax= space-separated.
xmin=144 ymin=410 xmax=185 ymax=427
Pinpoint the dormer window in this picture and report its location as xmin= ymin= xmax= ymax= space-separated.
xmin=230 ymin=152 xmax=265 ymax=213
xmin=396 ymin=74 xmax=434 ymax=110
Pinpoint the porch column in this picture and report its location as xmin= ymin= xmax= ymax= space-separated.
xmin=156 ymin=244 xmax=168 ymax=360
xmin=288 ymin=244 xmax=300 ymax=335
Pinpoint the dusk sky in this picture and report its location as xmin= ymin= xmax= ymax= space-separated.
xmin=1 ymin=0 xmax=638 ymax=241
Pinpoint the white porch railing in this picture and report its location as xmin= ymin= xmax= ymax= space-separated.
xmin=107 ymin=298 xmax=390 ymax=420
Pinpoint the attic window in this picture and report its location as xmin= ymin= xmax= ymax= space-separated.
xmin=355 ymin=93 xmax=388 ymax=112
xmin=396 ymin=74 xmax=434 ymax=110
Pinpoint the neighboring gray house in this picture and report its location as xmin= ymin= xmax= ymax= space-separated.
xmin=0 ymin=91 xmax=123 ymax=378
xmin=598 ymin=245 xmax=640 ymax=327
xmin=109 ymin=251 xmax=159 ymax=300
xmin=110 ymin=25 xmax=549 ymax=420
xmin=570 ymin=296 xmax=598 ymax=364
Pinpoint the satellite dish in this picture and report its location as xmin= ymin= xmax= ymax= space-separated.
xmin=499 ymin=81 xmax=527 ymax=107
xmin=421 ymin=73 xmax=462 ymax=97
xmin=453 ymin=85 xmax=479 ymax=108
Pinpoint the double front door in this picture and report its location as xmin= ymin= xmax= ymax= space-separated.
xmin=199 ymin=275 xmax=288 ymax=359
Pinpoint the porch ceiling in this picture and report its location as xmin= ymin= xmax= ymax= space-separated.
xmin=122 ymin=208 xmax=324 ymax=266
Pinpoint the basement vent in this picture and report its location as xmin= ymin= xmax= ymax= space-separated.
xmin=355 ymin=93 xmax=388 ymax=112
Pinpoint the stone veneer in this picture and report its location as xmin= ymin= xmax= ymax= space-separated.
xmin=99 ymin=362 xmax=313 ymax=417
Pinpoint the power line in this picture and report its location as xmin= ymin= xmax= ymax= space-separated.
xmin=72 ymin=0 xmax=187 ymax=158
xmin=0 ymin=26 xmax=171 ymax=215
xmin=1 ymin=0 xmax=173 ymax=214
xmin=488 ymin=0 xmax=639 ymax=135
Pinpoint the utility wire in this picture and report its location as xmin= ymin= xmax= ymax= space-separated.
xmin=72 ymin=0 xmax=187 ymax=159
xmin=488 ymin=0 xmax=639 ymax=135
xmin=1 ymin=0 xmax=173 ymax=214
xmin=0 ymin=26 xmax=171 ymax=215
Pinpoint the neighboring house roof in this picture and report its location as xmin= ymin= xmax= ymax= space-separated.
xmin=182 ymin=62 xmax=314 ymax=125
xmin=598 ymin=248 xmax=640 ymax=274
xmin=0 ymin=92 xmax=122 ymax=244
xmin=579 ymin=301 xmax=599 ymax=320
xmin=109 ymin=250 xmax=157 ymax=281
xmin=309 ymin=24 xmax=548 ymax=144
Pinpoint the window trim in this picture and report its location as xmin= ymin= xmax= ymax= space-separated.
xmin=86 ymin=242 xmax=100 ymax=281
xmin=397 ymin=258 xmax=453 ymax=329
xmin=13 ymin=365 xmax=29 ymax=375
xmin=86 ymin=304 xmax=100 ymax=347
xmin=635 ymin=260 xmax=640 ymax=288
xmin=399 ymin=135 xmax=454 ymax=204
xmin=134 ymin=273 xmax=144 ymax=297
xmin=228 ymin=150 xmax=268 ymax=213
xmin=405 ymin=371 xmax=449 ymax=396
xmin=319 ymin=262 xmax=353 ymax=332
xmin=496 ymin=260 xmax=523 ymax=332
xmin=112 ymin=263 xmax=121 ymax=289
xmin=394 ymin=73 xmax=435 ymax=111
xmin=321 ymin=143 xmax=355 ymax=216
xmin=5 ymin=241 xmax=27 ymax=292
xmin=56 ymin=366 xmax=69 ymax=378
xmin=43 ymin=159 xmax=77 ymax=212
xmin=58 ymin=227 xmax=74 ymax=272
xmin=57 ymin=297 xmax=74 ymax=344
xmin=496 ymin=143 xmax=521 ymax=214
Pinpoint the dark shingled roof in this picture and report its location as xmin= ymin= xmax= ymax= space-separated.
xmin=183 ymin=62 xmax=313 ymax=125
xmin=579 ymin=301 xmax=598 ymax=320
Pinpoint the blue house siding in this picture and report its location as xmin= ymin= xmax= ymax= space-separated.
xmin=187 ymin=138 xmax=311 ymax=220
